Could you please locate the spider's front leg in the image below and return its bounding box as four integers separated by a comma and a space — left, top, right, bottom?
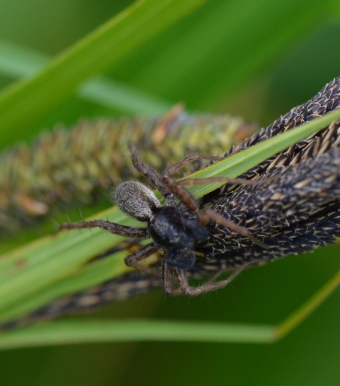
161, 153, 225, 211
161, 173, 266, 248
128, 142, 176, 204
159, 149, 275, 211
60, 218, 160, 273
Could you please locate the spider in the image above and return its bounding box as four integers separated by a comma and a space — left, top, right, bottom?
60, 142, 258, 296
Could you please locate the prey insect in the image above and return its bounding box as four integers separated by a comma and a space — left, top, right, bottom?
60, 143, 260, 296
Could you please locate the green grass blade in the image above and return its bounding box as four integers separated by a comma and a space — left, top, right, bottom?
0, 208, 135, 317
276, 268, 340, 340
0, 39, 171, 115
0, 39, 47, 76
185, 108, 340, 198
0, 0, 206, 145
0, 319, 276, 350
0, 251, 129, 324
79, 76, 171, 114
2, 267, 340, 348
1, 267, 340, 349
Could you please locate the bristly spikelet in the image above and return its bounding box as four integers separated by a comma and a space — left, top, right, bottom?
0, 110, 253, 234
224, 77, 340, 180
195, 147, 340, 270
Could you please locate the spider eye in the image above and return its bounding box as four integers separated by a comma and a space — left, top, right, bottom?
113, 181, 161, 222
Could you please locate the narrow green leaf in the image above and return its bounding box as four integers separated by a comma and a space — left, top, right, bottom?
2, 266, 340, 348
0, 209, 136, 315
0, 251, 129, 323
79, 76, 171, 114
0, 39, 171, 115
0, 0, 206, 144
0, 319, 276, 350
277, 269, 340, 340
185, 108, 340, 198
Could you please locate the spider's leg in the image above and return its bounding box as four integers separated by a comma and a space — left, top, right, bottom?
177, 176, 273, 187
160, 153, 225, 209
162, 153, 225, 177
172, 264, 248, 297
203, 269, 226, 286
128, 142, 175, 203
161, 150, 275, 209
162, 263, 199, 297
124, 243, 159, 270
166, 169, 276, 210
162, 261, 175, 295
162, 173, 267, 247
59, 219, 148, 238
199, 209, 267, 249
163, 174, 267, 247
162, 174, 198, 210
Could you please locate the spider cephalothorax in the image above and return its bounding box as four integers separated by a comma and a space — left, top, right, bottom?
60, 142, 250, 296
114, 180, 209, 270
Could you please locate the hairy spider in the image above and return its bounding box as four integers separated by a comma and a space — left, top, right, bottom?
60, 142, 255, 296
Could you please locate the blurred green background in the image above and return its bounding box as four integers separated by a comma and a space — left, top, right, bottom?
1, 0, 340, 385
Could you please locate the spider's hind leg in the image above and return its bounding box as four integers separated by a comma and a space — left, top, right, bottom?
162, 262, 248, 297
